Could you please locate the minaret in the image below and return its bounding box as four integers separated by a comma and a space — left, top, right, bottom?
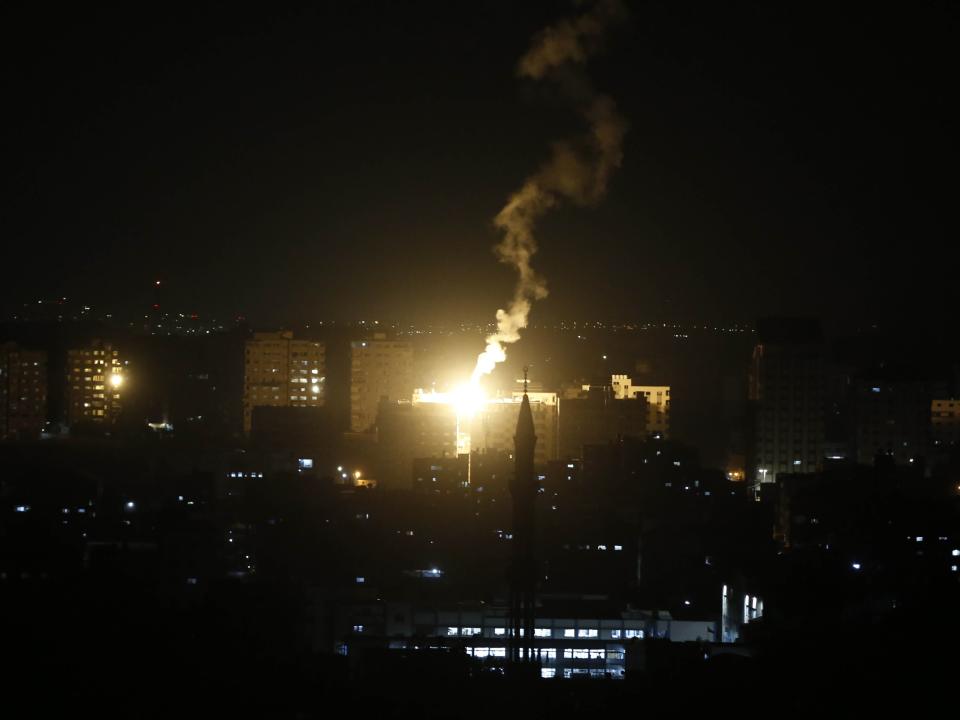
508, 368, 538, 664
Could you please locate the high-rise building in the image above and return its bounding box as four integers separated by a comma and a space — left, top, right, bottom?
66, 340, 126, 426
350, 334, 413, 432
611, 375, 671, 437
243, 331, 325, 435
0, 343, 47, 440
747, 318, 825, 488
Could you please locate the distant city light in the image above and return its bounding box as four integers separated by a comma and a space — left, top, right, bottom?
852, 562, 861, 570
125, 501, 135, 510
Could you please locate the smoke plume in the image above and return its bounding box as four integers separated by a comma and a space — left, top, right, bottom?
472, 0, 628, 384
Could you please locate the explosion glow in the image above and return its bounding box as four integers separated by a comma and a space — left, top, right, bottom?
414, 385, 490, 418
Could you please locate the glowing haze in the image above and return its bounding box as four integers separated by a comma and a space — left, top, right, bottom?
471, 0, 628, 385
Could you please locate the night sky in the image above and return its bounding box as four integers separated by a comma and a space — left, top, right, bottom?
3, 1, 956, 328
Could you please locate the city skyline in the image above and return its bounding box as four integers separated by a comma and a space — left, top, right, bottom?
1, 2, 957, 710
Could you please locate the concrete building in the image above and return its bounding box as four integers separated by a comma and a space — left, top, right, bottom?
747, 318, 825, 488
611, 375, 671, 437
852, 377, 934, 466
350, 334, 413, 433
412, 454, 469, 494
470, 392, 558, 466
376, 400, 458, 487
341, 602, 720, 679
0, 343, 47, 440
66, 340, 126, 426
377, 391, 558, 489
558, 385, 647, 459
243, 331, 325, 435
931, 398, 960, 450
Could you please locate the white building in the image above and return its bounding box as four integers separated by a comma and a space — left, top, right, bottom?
611, 375, 671, 437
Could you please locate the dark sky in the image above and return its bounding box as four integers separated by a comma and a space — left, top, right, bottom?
3, 1, 957, 327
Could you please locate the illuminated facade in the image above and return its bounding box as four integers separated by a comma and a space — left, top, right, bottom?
243, 331, 325, 435
350, 334, 413, 432
611, 375, 671, 437
0, 343, 47, 440
471, 392, 558, 465
342, 604, 721, 678
408, 389, 559, 465
66, 341, 126, 425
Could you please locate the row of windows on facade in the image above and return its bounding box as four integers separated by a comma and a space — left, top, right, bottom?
247, 379, 323, 388
461, 648, 623, 661
433, 627, 644, 639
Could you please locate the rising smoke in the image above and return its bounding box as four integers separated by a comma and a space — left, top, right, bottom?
472, 0, 628, 384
